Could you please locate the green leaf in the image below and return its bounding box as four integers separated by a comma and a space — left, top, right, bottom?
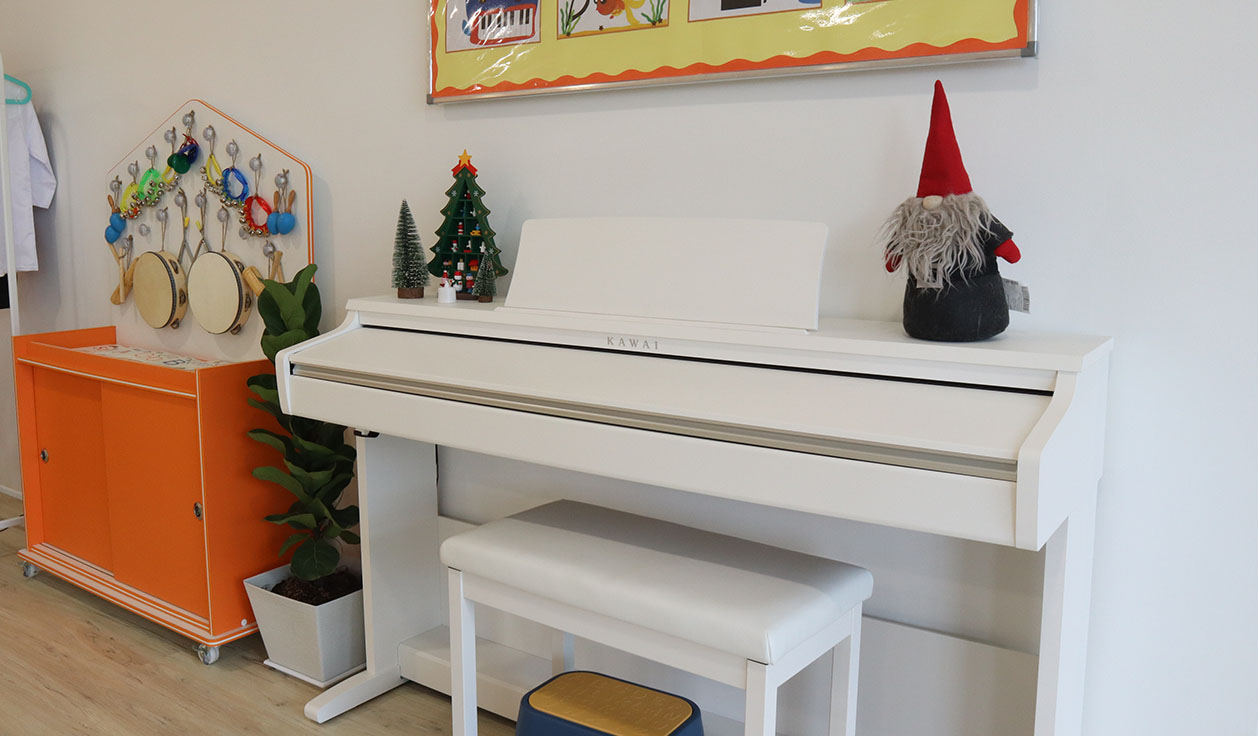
268, 280, 308, 333
264, 512, 317, 530
246, 398, 286, 425
248, 429, 291, 455
247, 383, 280, 405
290, 434, 337, 462
307, 495, 336, 522
284, 461, 334, 494
247, 373, 278, 390
317, 423, 351, 448
290, 263, 317, 310
253, 466, 310, 502
340, 531, 361, 545
302, 286, 322, 335
330, 504, 360, 530
314, 473, 353, 503
278, 533, 307, 557
256, 288, 286, 338
291, 539, 341, 581
261, 328, 312, 364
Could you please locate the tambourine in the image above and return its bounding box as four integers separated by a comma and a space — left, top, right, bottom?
133, 251, 188, 329
187, 250, 263, 335
187, 206, 266, 335
133, 208, 188, 329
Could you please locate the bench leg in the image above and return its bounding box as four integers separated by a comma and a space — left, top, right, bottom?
449, 568, 478, 736
829, 605, 862, 736
744, 660, 777, 736
552, 630, 575, 675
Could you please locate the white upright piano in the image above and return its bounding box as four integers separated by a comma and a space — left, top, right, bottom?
279, 218, 1111, 735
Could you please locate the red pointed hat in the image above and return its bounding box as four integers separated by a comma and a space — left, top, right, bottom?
916, 81, 973, 198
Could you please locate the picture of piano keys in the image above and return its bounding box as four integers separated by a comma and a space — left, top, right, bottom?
688, 0, 819, 22
447, 0, 541, 51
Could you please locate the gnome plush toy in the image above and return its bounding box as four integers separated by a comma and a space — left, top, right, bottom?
880, 81, 1021, 342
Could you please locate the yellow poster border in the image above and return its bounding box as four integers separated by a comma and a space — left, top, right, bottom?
429, 0, 1034, 102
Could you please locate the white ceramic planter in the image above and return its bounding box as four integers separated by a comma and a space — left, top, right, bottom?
243, 565, 366, 688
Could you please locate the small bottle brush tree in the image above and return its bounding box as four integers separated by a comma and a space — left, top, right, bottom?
247, 264, 361, 594
392, 199, 428, 299
472, 247, 497, 302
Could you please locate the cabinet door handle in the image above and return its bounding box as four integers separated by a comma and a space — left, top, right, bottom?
193, 502, 203, 520
39, 449, 49, 463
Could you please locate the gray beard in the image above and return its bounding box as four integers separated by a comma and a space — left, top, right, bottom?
880, 193, 992, 289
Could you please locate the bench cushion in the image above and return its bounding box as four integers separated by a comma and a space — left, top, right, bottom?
441, 501, 872, 664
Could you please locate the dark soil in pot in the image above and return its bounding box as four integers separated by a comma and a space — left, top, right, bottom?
271, 569, 362, 606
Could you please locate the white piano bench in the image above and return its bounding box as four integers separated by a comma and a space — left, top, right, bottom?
440, 500, 874, 736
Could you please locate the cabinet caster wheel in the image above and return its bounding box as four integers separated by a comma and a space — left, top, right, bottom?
196, 644, 220, 665
21, 561, 38, 579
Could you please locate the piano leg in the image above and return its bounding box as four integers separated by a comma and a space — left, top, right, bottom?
1034, 498, 1097, 736
304, 434, 442, 723
305, 669, 408, 723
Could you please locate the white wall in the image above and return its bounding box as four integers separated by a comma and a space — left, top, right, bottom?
1, 0, 1255, 733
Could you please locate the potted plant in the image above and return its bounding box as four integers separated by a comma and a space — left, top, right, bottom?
241, 264, 367, 687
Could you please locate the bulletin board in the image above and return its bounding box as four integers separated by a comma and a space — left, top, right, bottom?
429, 0, 1035, 102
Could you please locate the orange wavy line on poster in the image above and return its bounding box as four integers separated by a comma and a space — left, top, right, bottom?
431, 0, 1027, 98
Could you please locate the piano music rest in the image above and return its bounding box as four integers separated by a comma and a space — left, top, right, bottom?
279, 218, 1111, 735
442, 501, 872, 736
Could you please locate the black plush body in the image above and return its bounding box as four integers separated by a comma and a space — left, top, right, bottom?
901, 217, 1012, 342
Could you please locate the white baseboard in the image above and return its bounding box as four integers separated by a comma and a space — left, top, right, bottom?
0, 484, 22, 500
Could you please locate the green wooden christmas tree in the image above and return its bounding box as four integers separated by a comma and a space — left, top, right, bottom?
428, 151, 507, 300
392, 199, 428, 298
472, 245, 497, 302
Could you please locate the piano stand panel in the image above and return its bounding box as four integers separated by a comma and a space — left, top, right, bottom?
304, 433, 440, 723
1035, 498, 1097, 736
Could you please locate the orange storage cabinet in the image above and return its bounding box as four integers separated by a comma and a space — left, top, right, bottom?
13, 327, 293, 660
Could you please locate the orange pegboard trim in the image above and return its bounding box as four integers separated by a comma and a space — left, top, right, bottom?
431, 0, 1028, 99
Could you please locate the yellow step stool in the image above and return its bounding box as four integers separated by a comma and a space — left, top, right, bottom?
516, 671, 704, 736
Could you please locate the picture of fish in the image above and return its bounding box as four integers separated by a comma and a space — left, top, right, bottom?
559, 0, 666, 36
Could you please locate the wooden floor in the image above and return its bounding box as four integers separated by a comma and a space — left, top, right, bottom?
0, 495, 515, 735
